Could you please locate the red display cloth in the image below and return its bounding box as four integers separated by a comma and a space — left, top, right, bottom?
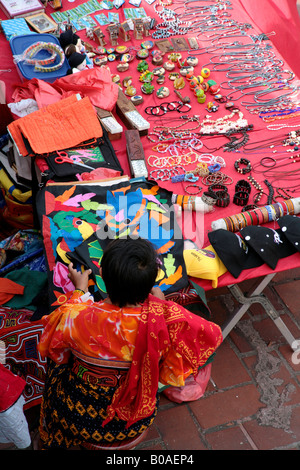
0, 363, 26, 412
238, 0, 300, 80
11, 67, 119, 109
1, 0, 300, 291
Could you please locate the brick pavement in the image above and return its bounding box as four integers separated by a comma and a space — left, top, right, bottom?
135, 269, 300, 451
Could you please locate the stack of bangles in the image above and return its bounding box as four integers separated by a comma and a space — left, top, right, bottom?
222, 199, 295, 232
208, 183, 230, 207
20, 42, 65, 72
150, 160, 224, 183
202, 171, 233, 186
233, 179, 251, 206
147, 152, 199, 168
148, 153, 226, 169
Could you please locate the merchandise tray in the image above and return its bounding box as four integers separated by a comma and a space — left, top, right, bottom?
10, 33, 69, 82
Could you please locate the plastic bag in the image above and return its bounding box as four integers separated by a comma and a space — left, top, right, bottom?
162, 363, 212, 403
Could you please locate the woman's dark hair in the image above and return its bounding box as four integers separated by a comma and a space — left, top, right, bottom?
100, 237, 159, 308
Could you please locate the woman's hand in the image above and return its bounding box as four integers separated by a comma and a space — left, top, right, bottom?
151, 286, 165, 300
68, 263, 92, 293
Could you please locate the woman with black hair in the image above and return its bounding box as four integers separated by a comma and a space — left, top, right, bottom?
38, 237, 222, 450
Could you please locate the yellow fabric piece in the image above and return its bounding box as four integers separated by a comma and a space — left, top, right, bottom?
183, 245, 227, 288
0, 167, 32, 203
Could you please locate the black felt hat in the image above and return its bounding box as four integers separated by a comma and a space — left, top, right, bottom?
277, 215, 300, 252
208, 229, 263, 278
240, 225, 296, 270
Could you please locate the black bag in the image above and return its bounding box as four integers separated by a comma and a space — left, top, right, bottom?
45, 125, 123, 180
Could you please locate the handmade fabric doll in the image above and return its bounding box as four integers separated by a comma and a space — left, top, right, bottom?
67, 52, 88, 74
59, 30, 93, 59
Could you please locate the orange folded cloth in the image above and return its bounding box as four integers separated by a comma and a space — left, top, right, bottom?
7, 95, 103, 156
0, 278, 24, 304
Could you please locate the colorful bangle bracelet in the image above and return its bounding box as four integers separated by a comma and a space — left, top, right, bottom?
22, 41, 65, 73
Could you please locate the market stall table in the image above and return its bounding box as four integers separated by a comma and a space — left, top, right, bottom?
1, 0, 300, 351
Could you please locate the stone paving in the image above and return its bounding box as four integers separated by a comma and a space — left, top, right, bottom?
136, 268, 300, 451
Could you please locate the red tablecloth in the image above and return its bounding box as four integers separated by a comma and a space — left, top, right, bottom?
238, 0, 300, 80
1, 0, 300, 291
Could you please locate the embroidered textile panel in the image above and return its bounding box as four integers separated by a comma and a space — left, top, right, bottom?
0, 306, 46, 409
36, 179, 188, 312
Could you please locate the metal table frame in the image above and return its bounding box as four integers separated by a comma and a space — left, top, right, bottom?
221, 273, 299, 351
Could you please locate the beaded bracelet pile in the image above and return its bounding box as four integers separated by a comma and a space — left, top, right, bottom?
148, 151, 200, 168
217, 199, 296, 232
20, 42, 65, 72
148, 151, 226, 170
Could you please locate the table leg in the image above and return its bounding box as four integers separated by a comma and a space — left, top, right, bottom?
221, 274, 299, 350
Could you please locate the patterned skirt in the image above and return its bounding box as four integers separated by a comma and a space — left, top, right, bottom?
39, 358, 158, 450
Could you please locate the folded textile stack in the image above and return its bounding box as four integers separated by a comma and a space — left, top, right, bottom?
7, 94, 103, 156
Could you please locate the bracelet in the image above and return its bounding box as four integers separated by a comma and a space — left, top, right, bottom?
253, 191, 270, 206
194, 162, 209, 176
233, 190, 249, 206
215, 190, 230, 207
171, 174, 185, 183
184, 183, 202, 195
241, 204, 258, 212
177, 102, 192, 113
234, 158, 252, 174
235, 179, 251, 194
75, 289, 86, 295
208, 162, 221, 173
201, 191, 217, 206
208, 183, 228, 194
21, 41, 65, 73
264, 179, 274, 205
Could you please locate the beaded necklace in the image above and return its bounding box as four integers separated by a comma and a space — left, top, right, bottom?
200, 110, 249, 135
147, 117, 201, 143
242, 130, 300, 154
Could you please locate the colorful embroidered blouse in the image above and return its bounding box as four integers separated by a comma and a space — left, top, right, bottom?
39, 291, 194, 387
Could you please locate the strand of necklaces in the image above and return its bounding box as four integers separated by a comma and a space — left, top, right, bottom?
242, 129, 300, 155
251, 150, 300, 195
147, 116, 201, 143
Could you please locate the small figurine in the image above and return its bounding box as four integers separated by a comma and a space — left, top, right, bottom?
119, 21, 131, 42
142, 17, 151, 36
133, 18, 144, 40
93, 27, 106, 47
107, 24, 119, 46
